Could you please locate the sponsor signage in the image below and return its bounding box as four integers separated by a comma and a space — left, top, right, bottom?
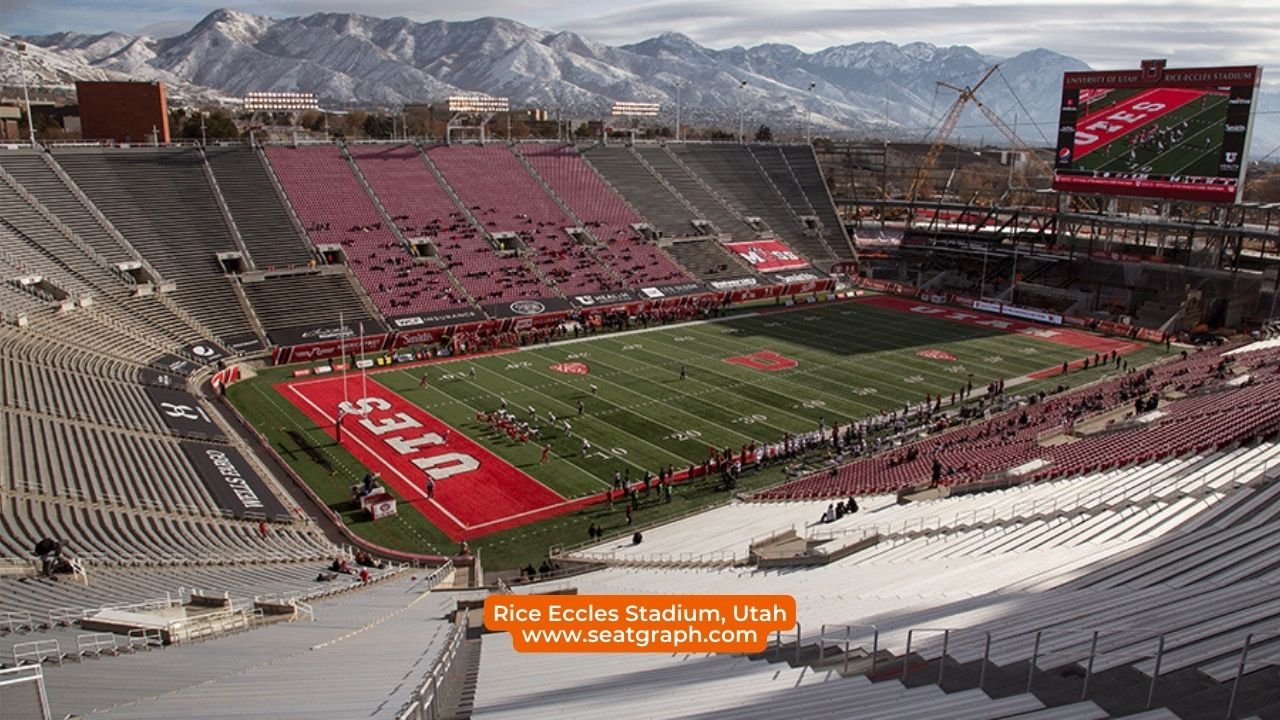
638, 282, 704, 299
180, 442, 289, 519
969, 300, 1063, 326
780, 279, 832, 297
724, 239, 810, 272
570, 290, 638, 308
275, 334, 389, 365
767, 271, 823, 284
708, 277, 760, 291
482, 296, 572, 319
388, 307, 485, 329
224, 334, 262, 353
144, 386, 227, 440
269, 321, 380, 348
183, 341, 227, 363
1052, 62, 1262, 203
727, 285, 784, 304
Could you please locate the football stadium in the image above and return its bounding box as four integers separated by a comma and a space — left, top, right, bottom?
4, 51, 1280, 720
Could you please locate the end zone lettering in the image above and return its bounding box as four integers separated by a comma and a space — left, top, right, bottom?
338, 396, 479, 481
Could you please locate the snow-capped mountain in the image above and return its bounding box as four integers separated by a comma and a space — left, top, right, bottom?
11, 9, 1278, 151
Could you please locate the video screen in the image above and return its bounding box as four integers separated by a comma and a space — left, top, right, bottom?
1052, 61, 1262, 203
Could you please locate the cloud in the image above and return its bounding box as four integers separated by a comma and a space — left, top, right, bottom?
3, 0, 1276, 78
560, 0, 1278, 70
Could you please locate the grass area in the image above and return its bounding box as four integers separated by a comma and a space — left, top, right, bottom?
228, 297, 1164, 570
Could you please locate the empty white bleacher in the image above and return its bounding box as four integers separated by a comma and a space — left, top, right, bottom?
472, 631, 1044, 720
536, 441, 1280, 714
38, 571, 465, 719
565, 444, 1274, 567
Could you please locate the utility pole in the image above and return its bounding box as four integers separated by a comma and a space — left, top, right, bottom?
675, 81, 682, 142
805, 81, 816, 145
737, 80, 748, 144
14, 42, 37, 147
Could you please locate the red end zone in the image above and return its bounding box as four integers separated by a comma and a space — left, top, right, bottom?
279, 374, 596, 541
1072, 87, 1203, 160
857, 295, 1141, 358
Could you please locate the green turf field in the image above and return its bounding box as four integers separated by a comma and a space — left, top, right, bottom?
229, 297, 1165, 569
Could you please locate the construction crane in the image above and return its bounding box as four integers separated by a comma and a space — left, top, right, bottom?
906, 65, 1056, 202
906, 65, 999, 203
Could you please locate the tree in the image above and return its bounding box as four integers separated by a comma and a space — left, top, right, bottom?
340, 111, 367, 138
405, 106, 434, 138
363, 113, 394, 138
202, 110, 239, 139
175, 109, 239, 141
300, 110, 326, 132
754, 125, 773, 142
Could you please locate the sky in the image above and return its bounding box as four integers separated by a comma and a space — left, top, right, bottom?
3, 0, 1277, 75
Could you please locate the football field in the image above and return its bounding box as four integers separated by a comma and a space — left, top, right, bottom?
275, 295, 1141, 541
1072, 87, 1228, 178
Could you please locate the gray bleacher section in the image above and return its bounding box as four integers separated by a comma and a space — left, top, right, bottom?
780, 145, 854, 261
1, 351, 167, 434
240, 272, 381, 345
749, 144, 850, 267
0, 150, 137, 268
669, 144, 819, 261
49, 147, 261, 349
0, 318, 327, 569
578, 146, 700, 237
632, 146, 755, 238
2, 412, 216, 513
0, 151, 208, 349
0, 492, 331, 567
663, 239, 761, 282
38, 573, 468, 720
202, 146, 316, 269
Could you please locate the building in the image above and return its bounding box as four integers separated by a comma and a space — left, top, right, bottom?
0, 105, 20, 141
75, 81, 170, 143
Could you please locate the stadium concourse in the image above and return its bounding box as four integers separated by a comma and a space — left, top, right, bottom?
2, 136, 1280, 720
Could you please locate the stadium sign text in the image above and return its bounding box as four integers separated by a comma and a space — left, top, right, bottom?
338, 396, 480, 482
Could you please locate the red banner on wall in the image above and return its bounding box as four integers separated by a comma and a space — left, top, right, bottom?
724, 239, 810, 272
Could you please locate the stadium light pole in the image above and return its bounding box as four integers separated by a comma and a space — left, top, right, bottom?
737, 80, 748, 145
13, 41, 37, 148
805, 81, 816, 145
675, 81, 682, 142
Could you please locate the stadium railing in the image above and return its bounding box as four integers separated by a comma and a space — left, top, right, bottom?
396, 563, 465, 720
0, 664, 52, 720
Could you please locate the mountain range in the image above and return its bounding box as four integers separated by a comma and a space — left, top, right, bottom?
6, 9, 1277, 152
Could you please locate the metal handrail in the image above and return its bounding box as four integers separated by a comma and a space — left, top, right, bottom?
1028, 627, 1166, 708
903, 627, 991, 690
818, 623, 880, 675
1225, 629, 1280, 719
